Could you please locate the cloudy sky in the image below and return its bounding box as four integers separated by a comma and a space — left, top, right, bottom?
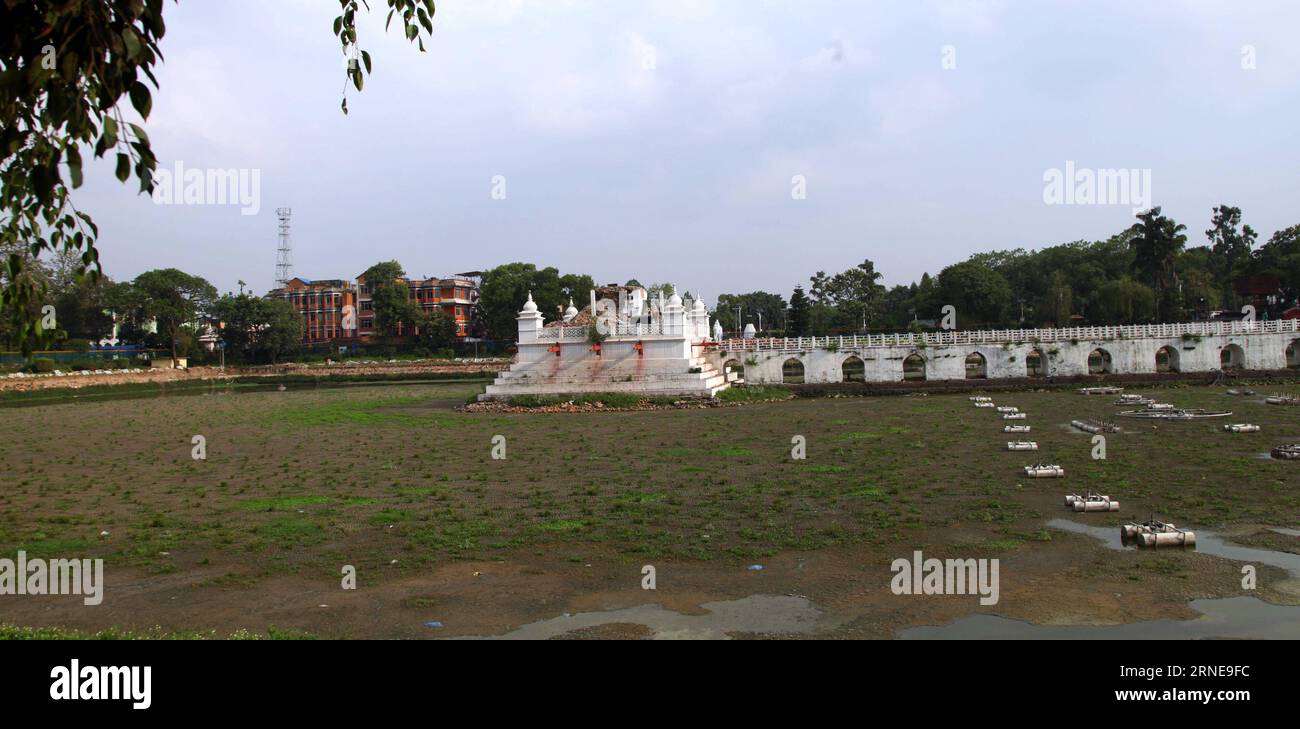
74, 0, 1300, 302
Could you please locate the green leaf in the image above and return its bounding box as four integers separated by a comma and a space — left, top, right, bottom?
115, 153, 130, 182
123, 28, 143, 59
129, 82, 153, 119
128, 123, 150, 146
66, 146, 83, 188
361, 50, 372, 74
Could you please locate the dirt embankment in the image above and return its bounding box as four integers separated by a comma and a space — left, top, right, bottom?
0, 360, 509, 393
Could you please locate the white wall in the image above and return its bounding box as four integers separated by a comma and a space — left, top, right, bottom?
718, 332, 1300, 384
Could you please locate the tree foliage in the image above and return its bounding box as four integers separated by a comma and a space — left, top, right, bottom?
477, 263, 594, 341
0, 0, 437, 354
126, 268, 216, 365
787, 284, 810, 336
1129, 207, 1188, 320
212, 293, 302, 363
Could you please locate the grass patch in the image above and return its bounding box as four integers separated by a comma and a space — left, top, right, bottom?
0, 624, 316, 640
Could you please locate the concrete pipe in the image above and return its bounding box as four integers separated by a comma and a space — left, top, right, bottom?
1003, 412, 1027, 420
1023, 465, 1064, 478
996, 406, 1019, 413
1139, 530, 1196, 548
1073, 499, 1119, 512
974, 402, 995, 408
1004, 425, 1031, 433
1006, 441, 1038, 451
1223, 424, 1261, 433
1067, 493, 1112, 506
970, 396, 992, 402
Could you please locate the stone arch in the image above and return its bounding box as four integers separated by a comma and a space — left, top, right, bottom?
1220, 344, 1245, 370
1287, 340, 1300, 369
964, 351, 987, 379
1087, 348, 1113, 375
781, 357, 805, 384
723, 358, 743, 378
841, 355, 865, 383
1026, 348, 1046, 377
1155, 345, 1180, 373
903, 352, 927, 381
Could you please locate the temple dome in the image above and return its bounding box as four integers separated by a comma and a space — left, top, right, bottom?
521, 293, 538, 313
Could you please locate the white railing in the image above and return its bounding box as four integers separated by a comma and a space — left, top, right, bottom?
535, 325, 589, 341
719, 319, 1300, 352
536, 320, 667, 340
615, 320, 663, 337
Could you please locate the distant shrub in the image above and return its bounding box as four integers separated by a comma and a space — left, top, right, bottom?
717, 385, 791, 403
60, 338, 92, 352
506, 392, 649, 409
25, 358, 57, 373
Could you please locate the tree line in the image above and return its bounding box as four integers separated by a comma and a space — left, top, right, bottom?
0, 245, 304, 364
720, 205, 1300, 336
470, 205, 1300, 341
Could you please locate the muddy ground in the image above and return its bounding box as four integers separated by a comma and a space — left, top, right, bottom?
0, 382, 1296, 638
0, 360, 506, 393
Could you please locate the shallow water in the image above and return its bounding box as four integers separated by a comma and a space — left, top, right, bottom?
460, 594, 821, 640
899, 597, 1300, 639
1047, 518, 1300, 577
972, 518, 1300, 640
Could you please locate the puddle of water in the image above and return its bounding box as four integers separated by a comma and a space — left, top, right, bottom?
1047, 518, 1125, 550
1047, 519, 1300, 577
456, 594, 821, 640
899, 597, 1300, 640
1195, 532, 1300, 577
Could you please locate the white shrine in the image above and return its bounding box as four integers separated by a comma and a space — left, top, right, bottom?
481, 284, 734, 400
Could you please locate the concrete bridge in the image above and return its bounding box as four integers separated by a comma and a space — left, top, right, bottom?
709, 319, 1300, 385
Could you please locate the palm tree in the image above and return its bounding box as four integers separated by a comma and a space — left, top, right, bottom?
1129, 207, 1187, 321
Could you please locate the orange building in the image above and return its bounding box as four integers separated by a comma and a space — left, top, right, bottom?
268, 278, 357, 344
356, 272, 478, 339
270, 272, 479, 346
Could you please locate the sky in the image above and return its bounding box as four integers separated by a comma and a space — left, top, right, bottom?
73, 0, 1300, 303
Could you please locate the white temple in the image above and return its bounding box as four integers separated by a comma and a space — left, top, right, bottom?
481, 284, 735, 400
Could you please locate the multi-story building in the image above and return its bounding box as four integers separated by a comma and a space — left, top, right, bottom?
270, 272, 479, 346
356, 272, 478, 339
268, 278, 358, 344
